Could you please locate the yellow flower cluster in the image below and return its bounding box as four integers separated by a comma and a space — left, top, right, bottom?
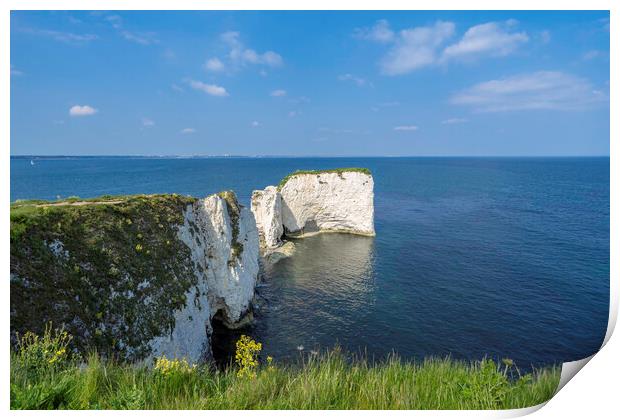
235, 335, 262, 379
48, 348, 66, 365
17, 326, 73, 372
154, 355, 196, 376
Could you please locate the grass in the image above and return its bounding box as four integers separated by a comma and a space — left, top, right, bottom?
216, 191, 244, 264
11, 194, 138, 208
10, 328, 560, 410
277, 168, 372, 190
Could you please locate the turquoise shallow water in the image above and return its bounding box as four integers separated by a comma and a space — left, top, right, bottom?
11, 156, 609, 368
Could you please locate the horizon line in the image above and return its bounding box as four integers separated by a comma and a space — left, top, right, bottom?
9, 154, 611, 159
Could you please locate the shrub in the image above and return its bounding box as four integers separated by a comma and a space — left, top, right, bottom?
14, 323, 75, 376
235, 335, 262, 379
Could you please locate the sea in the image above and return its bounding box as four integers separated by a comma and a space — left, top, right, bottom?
10, 156, 610, 369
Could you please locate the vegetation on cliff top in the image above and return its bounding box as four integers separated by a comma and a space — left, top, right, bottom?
277, 168, 372, 190
216, 191, 244, 264
10, 194, 199, 361
10, 328, 560, 410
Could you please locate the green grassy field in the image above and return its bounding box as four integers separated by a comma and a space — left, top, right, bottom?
10, 328, 560, 410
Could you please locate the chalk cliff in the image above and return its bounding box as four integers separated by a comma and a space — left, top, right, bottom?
279, 170, 375, 236
10, 192, 259, 364
149, 192, 259, 362
251, 169, 375, 244
251, 186, 283, 248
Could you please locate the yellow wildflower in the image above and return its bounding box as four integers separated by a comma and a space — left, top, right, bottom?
154, 355, 196, 377
235, 335, 262, 379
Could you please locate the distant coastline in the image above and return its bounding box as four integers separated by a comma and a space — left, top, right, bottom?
10, 155, 612, 160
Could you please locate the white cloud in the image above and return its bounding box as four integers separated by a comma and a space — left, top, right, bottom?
105, 15, 122, 29
221, 31, 242, 47
142, 118, 155, 127
204, 57, 225, 72
69, 105, 97, 117
244, 50, 282, 66
582, 50, 606, 60
10, 65, 23, 76
187, 79, 229, 97
99, 13, 158, 46
380, 21, 455, 75
251, 121, 260, 127
221, 31, 283, 68
288, 111, 300, 117
120, 30, 158, 45
23, 27, 98, 44
319, 127, 354, 134
338, 73, 370, 87
394, 125, 419, 131
271, 89, 287, 97
171, 84, 184, 92
358, 19, 528, 75
599, 17, 610, 32
450, 71, 608, 112
441, 117, 468, 125
180, 128, 196, 134
441, 21, 528, 62
67, 15, 83, 25
353, 19, 395, 43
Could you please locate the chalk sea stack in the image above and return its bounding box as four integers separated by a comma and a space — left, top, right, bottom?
252, 168, 375, 245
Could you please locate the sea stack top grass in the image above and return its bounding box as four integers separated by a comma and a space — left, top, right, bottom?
277, 168, 372, 190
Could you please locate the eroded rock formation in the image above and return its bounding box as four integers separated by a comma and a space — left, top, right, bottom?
251, 169, 375, 250
251, 186, 283, 248
279, 170, 375, 237
149, 192, 259, 362
10, 192, 259, 364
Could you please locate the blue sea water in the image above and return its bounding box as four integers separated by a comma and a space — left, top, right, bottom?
10, 156, 609, 368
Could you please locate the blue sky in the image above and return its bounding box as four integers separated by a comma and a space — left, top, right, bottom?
10, 10, 610, 156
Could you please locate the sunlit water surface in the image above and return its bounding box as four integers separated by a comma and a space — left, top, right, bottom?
11, 157, 609, 368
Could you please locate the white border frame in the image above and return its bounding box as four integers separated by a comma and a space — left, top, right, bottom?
2, 1, 616, 418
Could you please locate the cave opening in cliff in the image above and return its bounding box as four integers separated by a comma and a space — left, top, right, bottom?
210, 310, 251, 368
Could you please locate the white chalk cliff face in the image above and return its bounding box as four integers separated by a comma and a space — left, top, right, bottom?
251, 170, 374, 256
251, 186, 283, 248
149, 193, 259, 363
279, 171, 375, 236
